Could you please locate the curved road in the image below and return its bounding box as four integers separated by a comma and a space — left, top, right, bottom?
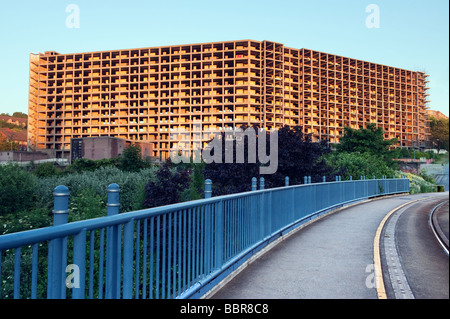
384, 197, 449, 298
434, 201, 449, 248
210, 192, 449, 299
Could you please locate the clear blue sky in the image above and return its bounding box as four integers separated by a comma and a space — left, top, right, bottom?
0, 0, 448, 116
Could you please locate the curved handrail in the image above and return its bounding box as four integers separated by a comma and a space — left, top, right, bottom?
0, 178, 409, 299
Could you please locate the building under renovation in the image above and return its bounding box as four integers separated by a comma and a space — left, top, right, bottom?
27, 40, 430, 159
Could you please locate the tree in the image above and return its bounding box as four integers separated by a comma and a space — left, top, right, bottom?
202, 128, 260, 196
181, 162, 205, 201
143, 159, 191, 208
0, 136, 20, 151
119, 143, 144, 172
429, 116, 449, 152
12, 112, 28, 119
324, 151, 395, 180
266, 125, 334, 186
0, 128, 21, 151
337, 123, 398, 167
32, 162, 61, 177
337, 123, 398, 155
203, 125, 335, 195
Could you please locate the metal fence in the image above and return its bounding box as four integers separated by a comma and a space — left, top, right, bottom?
0, 176, 409, 299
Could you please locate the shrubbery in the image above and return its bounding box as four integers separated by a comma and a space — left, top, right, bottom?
35, 166, 158, 215
0, 126, 442, 236
203, 125, 335, 195
0, 153, 196, 235
69, 187, 106, 222
32, 162, 61, 178
0, 163, 38, 216
399, 171, 438, 194
324, 151, 395, 180
1, 207, 52, 234
1, 129, 442, 299
143, 160, 191, 208
0, 144, 163, 235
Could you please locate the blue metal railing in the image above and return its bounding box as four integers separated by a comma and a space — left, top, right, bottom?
0, 176, 409, 299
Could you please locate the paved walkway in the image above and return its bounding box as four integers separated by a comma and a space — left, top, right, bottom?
210, 193, 444, 299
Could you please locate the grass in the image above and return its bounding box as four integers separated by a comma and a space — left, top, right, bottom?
434, 152, 449, 165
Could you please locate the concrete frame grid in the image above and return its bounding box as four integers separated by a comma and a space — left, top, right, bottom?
27, 40, 430, 159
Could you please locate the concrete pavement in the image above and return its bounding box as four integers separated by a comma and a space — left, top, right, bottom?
210, 192, 448, 299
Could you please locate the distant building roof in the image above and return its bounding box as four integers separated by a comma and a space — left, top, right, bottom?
0, 116, 28, 127
0, 128, 27, 142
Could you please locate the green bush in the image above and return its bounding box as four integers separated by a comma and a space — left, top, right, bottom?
0, 206, 52, 235
390, 148, 433, 160
118, 144, 145, 172
0, 241, 49, 298
0, 164, 38, 216
35, 166, 158, 215
65, 157, 119, 173
143, 160, 191, 208
337, 123, 398, 166
32, 162, 61, 177
181, 163, 205, 201
324, 151, 395, 180
69, 187, 106, 221
398, 172, 438, 194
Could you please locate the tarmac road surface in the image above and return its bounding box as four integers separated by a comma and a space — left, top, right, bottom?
210, 192, 449, 299
386, 197, 449, 298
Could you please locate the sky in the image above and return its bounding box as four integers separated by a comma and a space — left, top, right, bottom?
0, 0, 448, 116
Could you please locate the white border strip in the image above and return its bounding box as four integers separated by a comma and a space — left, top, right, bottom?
429, 200, 449, 256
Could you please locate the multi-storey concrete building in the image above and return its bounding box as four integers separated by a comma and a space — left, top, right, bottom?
28, 40, 430, 159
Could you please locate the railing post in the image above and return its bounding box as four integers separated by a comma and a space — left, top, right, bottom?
122, 218, 134, 299
107, 183, 120, 216
106, 183, 120, 299
205, 179, 212, 199
308, 176, 311, 184
304, 176, 308, 184
52, 185, 69, 226
336, 176, 339, 182
285, 176, 289, 187
322, 176, 326, 183
252, 177, 257, 191
214, 199, 224, 269
260, 177, 265, 190
47, 185, 69, 299
349, 176, 352, 181
72, 229, 86, 299
364, 175, 368, 196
